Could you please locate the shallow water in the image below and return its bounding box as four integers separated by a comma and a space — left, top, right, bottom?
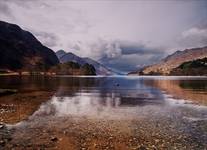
0, 76, 207, 149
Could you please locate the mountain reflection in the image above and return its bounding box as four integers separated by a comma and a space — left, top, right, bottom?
32, 88, 164, 119
144, 79, 207, 105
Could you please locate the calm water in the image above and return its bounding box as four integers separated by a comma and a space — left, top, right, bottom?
0, 76, 207, 149
0, 75, 207, 122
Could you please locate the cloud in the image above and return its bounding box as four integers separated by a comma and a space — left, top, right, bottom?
32, 31, 59, 47
67, 39, 122, 60
118, 41, 164, 55
0, 0, 206, 72
98, 40, 165, 72
0, 0, 13, 17
178, 27, 207, 48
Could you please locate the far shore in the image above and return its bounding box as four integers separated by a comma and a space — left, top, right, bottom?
1, 71, 207, 77
0, 71, 56, 76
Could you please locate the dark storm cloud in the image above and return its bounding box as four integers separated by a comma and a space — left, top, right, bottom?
100, 52, 165, 73
118, 41, 164, 55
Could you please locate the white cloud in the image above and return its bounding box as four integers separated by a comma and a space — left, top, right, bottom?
65, 39, 122, 60
178, 27, 207, 49
182, 28, 207, 38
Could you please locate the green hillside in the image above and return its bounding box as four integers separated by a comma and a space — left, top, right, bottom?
170, 57, 207, 76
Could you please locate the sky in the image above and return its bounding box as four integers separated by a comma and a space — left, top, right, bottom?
0, 0, 207, 73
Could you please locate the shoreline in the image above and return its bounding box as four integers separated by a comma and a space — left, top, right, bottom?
1, 73, 207, 78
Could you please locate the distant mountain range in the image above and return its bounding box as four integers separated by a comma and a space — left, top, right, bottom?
0, 21, 59, 71
56, 50, 115, 75
1, 20, 206, 76
128, 46, 207, 75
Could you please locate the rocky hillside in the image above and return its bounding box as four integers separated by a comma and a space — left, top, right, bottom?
170, 57, 207, 76
0, 21, 59, 71
133, 46, 207, 75
56, 50, 115, 75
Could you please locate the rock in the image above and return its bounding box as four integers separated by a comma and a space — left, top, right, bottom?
0, 140, 5, 146
0, 123, 5, 129
0, 125, 4, 129
51, 137, 58, 142
138, 145, 147, 150
0, 89, 17, 96
63, 131, 68, 135
155, 139, 160, 143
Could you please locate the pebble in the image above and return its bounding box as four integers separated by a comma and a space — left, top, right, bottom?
0, 140, 5, 146
154, 139, 159, 143
50, 137, 58, 142
63, 131, 67, 134
0, 124, 4, 129
129, 139, 133, 142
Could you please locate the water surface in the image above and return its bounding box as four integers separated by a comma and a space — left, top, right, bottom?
0, 76, 207, 149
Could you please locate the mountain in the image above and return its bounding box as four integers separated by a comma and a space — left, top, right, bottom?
129, 46, 207, 75
57, 51, 86, 65
170, 57, 207, 76
56, 50, 115, 75
50, 61, 96, 75
0, 21, 59, 71
82, 58, 115, 75
56, 50, 66, 59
